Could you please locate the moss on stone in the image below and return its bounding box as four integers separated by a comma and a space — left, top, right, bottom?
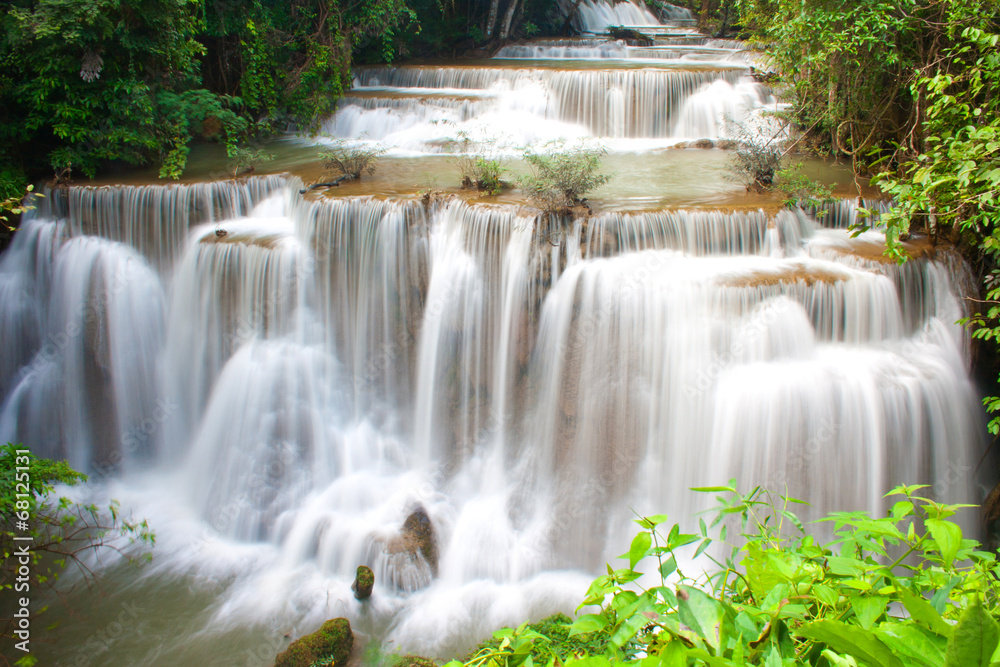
353, 564, 374, 600
274, 617, 353, 667
394, 655, 438, 667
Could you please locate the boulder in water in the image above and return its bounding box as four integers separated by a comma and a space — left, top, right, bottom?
386, 505, 438, 576
352, 565, 374, 600
274, 618, 353, 667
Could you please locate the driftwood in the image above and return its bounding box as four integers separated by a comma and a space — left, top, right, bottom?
299, 174, 352, 194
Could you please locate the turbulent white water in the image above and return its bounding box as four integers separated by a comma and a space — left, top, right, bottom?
0, 178, 984, 662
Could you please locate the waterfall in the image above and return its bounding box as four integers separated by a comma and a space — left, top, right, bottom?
0, 178, 984, 660
337, 66, 755, 146
328, 9, 771, 153
1, 221, 165, 472
572, 0, 664, 33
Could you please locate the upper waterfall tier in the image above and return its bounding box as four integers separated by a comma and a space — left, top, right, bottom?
329, 64, 770, 148
567, 0, 694, 34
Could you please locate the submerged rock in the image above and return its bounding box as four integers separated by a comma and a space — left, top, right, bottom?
274, 618, 353, 667
352, 564, 374, 600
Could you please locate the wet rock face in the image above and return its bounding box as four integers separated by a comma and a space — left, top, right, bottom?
352, 564, 374, 600
387, 505, 439, 576
274, 618, 353, 667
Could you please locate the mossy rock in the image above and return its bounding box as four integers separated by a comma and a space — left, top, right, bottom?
352, 565, 374, 600
274, 618, 353, 667
394, 655, 438, 667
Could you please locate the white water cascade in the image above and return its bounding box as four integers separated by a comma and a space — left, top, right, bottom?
323, 13, 776, 154
0, 10, 987, 666
0, 177, 985, 662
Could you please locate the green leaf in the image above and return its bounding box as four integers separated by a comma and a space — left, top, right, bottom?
677, 585, 725, 650
931, 577, 963, 614
565, 657, 612, 667
659, 640, 689, 667
795, 619, 904, 667
945, 599, 999, 667
694, 538, 712, 559
821, 650, 859, 667
690, 485, 737, 493
626, 531, 652, 569
898, 588, 954, 637
925, 519, 962, 567
568, 614, 608, 636
875, 623, 947, 667
851, 597, 888, 630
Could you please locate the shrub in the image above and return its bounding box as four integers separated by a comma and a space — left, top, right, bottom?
725, 116, 784, 193
228, 145, 275, 179
776, 162, 836, 208
519, 142, 612, 212
451, 131, 512, 195
319, 139, 387, 180
446, 483, 1000, 667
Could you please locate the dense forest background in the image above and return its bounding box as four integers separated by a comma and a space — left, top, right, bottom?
0, 0, 586, 194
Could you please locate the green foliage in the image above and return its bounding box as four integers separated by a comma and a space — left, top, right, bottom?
346, 0, 421, 63
0, 184, 43, 233
459, 614, 609, 667
450, 484, 1000, 667
1, 444, 154, 646
1, 0, 208, 178
734, 0, 999, 166
319, 139, 388, 179
0, 0, 558, 184
775, 162, 835, 209
725, 118, 783, 193
519, 142, 612, 212
871, 26, 1000, 430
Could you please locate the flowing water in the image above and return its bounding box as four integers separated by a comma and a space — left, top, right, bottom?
0, 5, 987, 665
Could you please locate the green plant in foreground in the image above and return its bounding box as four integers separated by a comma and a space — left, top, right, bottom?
454, 483, 1000, 667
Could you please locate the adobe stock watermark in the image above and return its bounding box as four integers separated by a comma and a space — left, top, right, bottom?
9, 448, 33, 656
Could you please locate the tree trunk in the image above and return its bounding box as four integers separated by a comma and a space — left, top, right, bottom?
486, 0, 501, 38
499, 0, 520, 40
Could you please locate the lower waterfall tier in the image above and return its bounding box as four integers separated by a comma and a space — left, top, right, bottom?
0, 180, 985, 662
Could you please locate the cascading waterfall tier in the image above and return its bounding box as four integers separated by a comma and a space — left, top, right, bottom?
0, 177, 985, 662
323, 22, 774, 152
